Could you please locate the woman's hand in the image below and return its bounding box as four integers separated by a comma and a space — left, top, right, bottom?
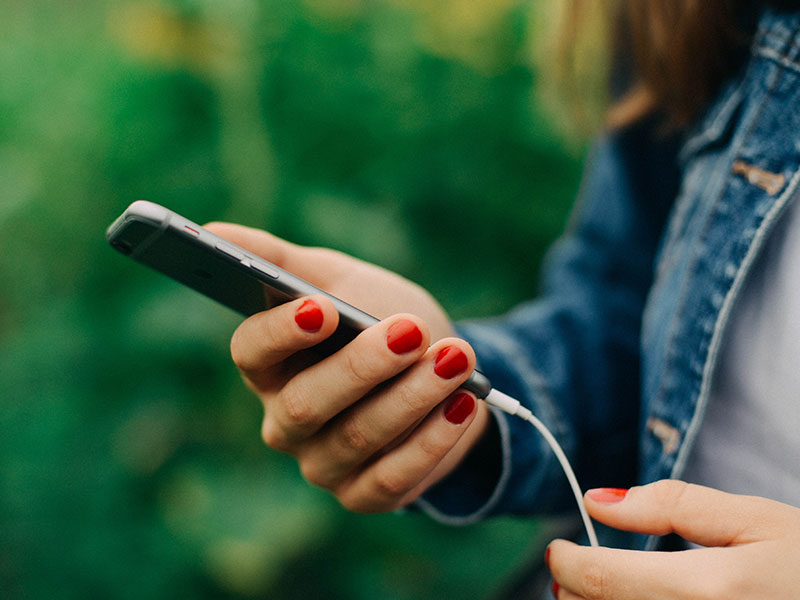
547, 479, 800, 599
205, 222, 490, 512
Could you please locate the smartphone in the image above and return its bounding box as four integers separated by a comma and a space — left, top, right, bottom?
106, 200, 492, 397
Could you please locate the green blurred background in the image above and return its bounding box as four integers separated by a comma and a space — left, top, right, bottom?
0, 1, 587, 598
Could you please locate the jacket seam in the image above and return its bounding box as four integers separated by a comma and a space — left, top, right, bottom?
646, 32, 785, 438
755, 46, 800, 75
671, 167, 800, 481
642, 36, 794, 553
642, 168, 800, 553
667, 23, 798, 483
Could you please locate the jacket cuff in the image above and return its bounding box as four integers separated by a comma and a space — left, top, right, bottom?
412, 405, 512, 525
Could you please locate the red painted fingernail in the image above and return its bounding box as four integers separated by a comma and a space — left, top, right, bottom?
545, 545, 551, 569
434, 346, 469, 379
586, 488, 629, 503
386, 320, 423, 354
443, 392, 474, 425
295, 299, 324, 332
551, 581, 559, 598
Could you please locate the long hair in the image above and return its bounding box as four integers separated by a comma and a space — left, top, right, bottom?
613, 0, 756, 128
544, 0, 762, 132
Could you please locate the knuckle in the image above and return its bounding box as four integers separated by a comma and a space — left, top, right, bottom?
343, 350, 382, 389
230, 315, 284, 372
337, 417, 372, 455
337, 492, 371, 514
652, 478, 690, 503
298, 458, 332, 490
643, 479, 695, 536
279, 384, 318, 430
580, 560, 606, 600
335, 482, 384, 514
416, 432, 450, 464
261, 418, 290, 452
372, 466, 412, 500
393, 383, 431, 415
670, 480, 693, 508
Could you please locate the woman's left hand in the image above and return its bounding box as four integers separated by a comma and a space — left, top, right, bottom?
547, 479, 800, 599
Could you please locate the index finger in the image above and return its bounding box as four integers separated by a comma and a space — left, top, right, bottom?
584, 480, 792, 547
230, 295, 340, 384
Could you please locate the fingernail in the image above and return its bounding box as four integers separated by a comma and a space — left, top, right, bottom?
386, 320, 423, 354
295, 299, 324, 332
551, 581, 559, 598
544, 545, 551, 569
443, 392, 474, 425
586, 488, 629, 503
434, 346, 469, 379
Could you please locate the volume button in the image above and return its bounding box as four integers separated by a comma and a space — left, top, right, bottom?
251, 261, 279, 279
215, 242, 245, 261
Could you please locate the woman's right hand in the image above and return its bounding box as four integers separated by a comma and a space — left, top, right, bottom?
205, 222, 491, 513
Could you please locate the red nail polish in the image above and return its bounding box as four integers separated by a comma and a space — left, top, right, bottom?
443, 392, 474, 425
545, 545, 551, 569
386, 320, 423, 354
434, 346, 469, 379
586, 488, 629, 503
295, 299, 323, 332
551, 581, 559, 598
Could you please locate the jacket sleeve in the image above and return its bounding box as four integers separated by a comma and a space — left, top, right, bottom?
414, 118, 680, 523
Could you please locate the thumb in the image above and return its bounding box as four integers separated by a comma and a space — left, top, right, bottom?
584, 480, 787, 547
205, 222, 340, 286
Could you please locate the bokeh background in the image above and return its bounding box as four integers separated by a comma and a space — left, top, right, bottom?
0, 1, 589, 598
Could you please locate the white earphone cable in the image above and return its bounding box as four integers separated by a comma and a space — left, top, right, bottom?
484, 388, 599, 547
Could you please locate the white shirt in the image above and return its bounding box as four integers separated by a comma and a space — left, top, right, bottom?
683, 194, 800, 506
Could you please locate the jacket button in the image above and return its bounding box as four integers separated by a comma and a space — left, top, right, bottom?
646, 417, 681, 455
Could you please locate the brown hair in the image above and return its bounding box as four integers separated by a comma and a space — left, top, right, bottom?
612, 0, 755, 128
544, 0, 759, 132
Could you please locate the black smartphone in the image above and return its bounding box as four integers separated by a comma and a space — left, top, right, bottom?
106, 200, 492, 396
106, 200, 379, 351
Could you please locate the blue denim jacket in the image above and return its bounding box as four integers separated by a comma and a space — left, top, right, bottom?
416, 8, 800, 551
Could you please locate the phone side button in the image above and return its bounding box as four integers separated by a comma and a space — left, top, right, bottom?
215, 242, 245, 261
251, 261, 279, 279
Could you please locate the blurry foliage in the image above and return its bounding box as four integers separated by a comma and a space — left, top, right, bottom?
0, 0, 586, 598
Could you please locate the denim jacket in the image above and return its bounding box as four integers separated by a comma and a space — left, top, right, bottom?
416, 8, 800, 551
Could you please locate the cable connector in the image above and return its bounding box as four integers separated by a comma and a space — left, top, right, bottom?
484, 388, 532, 420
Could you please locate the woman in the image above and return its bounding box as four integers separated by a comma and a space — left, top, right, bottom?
208, 1, 800, 597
